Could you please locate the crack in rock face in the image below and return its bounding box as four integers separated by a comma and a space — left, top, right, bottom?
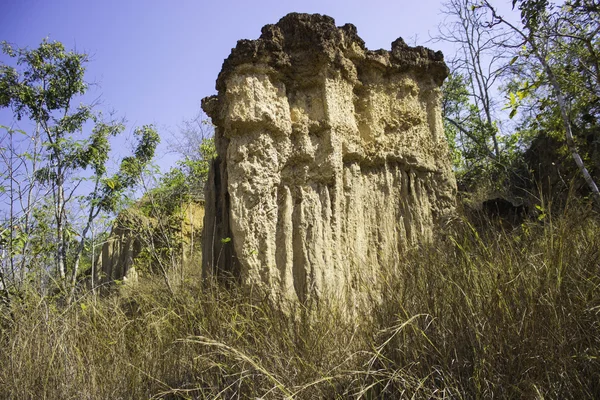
202, 12, 457, 309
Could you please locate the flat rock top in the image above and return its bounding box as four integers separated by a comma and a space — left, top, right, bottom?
214, 12, 448, 91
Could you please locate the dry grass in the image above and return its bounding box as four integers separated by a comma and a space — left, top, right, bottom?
1, 204, 599, 399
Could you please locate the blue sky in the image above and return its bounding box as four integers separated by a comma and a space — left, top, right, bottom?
0, 0, 508, 171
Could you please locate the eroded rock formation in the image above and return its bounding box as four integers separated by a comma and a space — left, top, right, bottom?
97, 201, 204, 285
202, 13, 456, 305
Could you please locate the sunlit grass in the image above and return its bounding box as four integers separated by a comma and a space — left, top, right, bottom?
1, 203, 599, 399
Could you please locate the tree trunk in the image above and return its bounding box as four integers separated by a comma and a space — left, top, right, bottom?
56, 171, 66, 283
544, 64, 600, 207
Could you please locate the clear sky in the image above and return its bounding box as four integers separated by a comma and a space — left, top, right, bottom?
0, 0, 508, 171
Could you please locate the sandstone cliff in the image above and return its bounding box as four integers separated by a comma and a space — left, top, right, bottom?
202, 13, 456, 305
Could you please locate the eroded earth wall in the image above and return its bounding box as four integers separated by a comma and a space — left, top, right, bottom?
202, 13, 456, 305
98, 201, 204, 285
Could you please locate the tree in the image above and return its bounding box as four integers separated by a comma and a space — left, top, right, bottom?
168, 111, 216, 198
0, 39, 159, 303
436, 0, 523, 192
0, 124, 45, 296
442, 72, 494, 170
131, 112, 217, 287
482, 0, 600, 207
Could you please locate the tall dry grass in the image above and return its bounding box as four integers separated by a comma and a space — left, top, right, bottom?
0, 204, 599, 399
